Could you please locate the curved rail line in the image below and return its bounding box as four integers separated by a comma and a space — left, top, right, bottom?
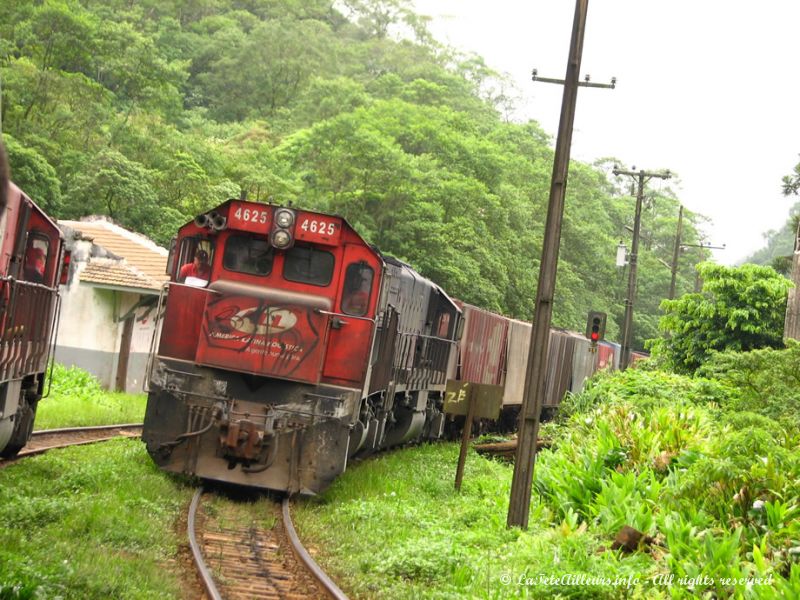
0, 424, 143, 466
188, 486, 349, 600
281, 497, 349, 600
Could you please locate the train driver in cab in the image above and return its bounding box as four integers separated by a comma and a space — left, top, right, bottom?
179, 249, 211, 287
23, 245, 46, 284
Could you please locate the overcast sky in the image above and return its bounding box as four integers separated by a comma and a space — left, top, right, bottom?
413, 0, 800, 264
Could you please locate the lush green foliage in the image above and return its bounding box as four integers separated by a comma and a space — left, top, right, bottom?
0, 0, 709, 345
648, 263, 792, 373
0, 440, 191, 599
36, 363, 146, 429
294, 443, 653, 599
696, 340, 800, 424
294, 357, 800, 598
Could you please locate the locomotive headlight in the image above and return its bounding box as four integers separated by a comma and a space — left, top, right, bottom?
275, 209, 294, 228
272, 229, 292, 248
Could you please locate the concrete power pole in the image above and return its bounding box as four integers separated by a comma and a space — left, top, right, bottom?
507, 0, 615, 530
613, 167, 671, 370
785, 220, 800, 340
668, 205, 684, 300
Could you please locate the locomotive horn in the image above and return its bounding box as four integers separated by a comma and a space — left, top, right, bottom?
209, 212, 227, 231
194, 213, 210, 228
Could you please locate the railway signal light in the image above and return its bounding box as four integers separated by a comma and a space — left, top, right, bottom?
586, 311, 606, 343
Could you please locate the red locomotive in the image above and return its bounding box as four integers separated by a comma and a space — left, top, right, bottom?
143, 199, 618, 494
0, 141, 68, 458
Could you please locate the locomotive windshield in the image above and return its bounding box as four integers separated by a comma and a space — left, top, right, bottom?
223, 234, 273, 276
341, 262, 374, 316
283, 245, 334, 286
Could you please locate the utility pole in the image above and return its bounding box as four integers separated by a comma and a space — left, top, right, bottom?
679, 241, 725, 294
508, 0, 614, 530
785, 220, 800, 340
613, 167, 671, 370
668, 205, 683, 300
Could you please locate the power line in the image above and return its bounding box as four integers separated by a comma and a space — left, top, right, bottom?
613, 166, 671, 370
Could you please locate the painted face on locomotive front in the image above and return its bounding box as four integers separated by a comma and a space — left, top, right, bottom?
160, 200, 383, 388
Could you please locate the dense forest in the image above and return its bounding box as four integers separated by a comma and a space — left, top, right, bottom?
746, 199, 800, 275
0, 0, 714, 348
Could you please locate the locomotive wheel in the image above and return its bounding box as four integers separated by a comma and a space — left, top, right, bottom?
0, 395, 37, 459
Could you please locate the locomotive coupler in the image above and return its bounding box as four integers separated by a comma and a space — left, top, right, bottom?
217, 405, 278, 467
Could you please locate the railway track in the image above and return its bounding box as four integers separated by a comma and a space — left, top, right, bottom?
0, 423, 143, 466
188, 486, 348, 600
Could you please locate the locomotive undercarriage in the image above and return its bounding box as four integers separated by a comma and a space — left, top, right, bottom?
351, 386, 448, 460
143, 358, 360, 495
0, 375, 43, 458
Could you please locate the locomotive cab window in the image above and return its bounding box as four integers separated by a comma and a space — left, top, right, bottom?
435, 312, 451, 338
283, 245, 334, 286
177, 237, 214, 287
23, 233, 49, 284
223, 234, 273, 276
341, 262, 374, 316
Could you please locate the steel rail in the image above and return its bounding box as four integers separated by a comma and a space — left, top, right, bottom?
282, 497, 349, 600
1, 424, 143, 466
187, 487, 224, 600
31, 423, 143, 436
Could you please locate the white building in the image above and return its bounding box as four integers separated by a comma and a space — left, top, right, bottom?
56, 218, 168, 393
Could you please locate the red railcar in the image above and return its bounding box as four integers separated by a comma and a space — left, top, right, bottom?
143, 199, 638, 494
456, 302, 508, 386
0, 144, 67, 457
143, 200, 461, 494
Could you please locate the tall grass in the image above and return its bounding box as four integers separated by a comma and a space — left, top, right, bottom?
292, 351, 800, 599
35, 364, 146, 429
0, 440, 192, 599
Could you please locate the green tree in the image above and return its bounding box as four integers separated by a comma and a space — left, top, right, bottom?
3, 134, 63, 213
65, 148, 184, 244
648, 262, 793, 373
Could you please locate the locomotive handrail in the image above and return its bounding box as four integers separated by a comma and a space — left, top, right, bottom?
0, 275, 60, 293
0, 278, 59, 384
143, 282, 171, 393
168, 280, 223, 294
42, 289, 62, 399
391, 330, 457, 390
313, 308, 376, 323
209, 279, 332, 311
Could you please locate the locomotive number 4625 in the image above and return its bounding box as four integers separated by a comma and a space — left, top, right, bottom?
299, 218, 336, 236
233, 206, 269, 224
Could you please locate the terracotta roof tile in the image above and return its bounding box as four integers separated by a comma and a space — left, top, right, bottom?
59, 218, 169, 292
79, 258, 160, 291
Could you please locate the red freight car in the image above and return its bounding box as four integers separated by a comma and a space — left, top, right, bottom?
456, 302, 508, 386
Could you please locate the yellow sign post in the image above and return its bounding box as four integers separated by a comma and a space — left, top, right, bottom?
444, 380, 503, 491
